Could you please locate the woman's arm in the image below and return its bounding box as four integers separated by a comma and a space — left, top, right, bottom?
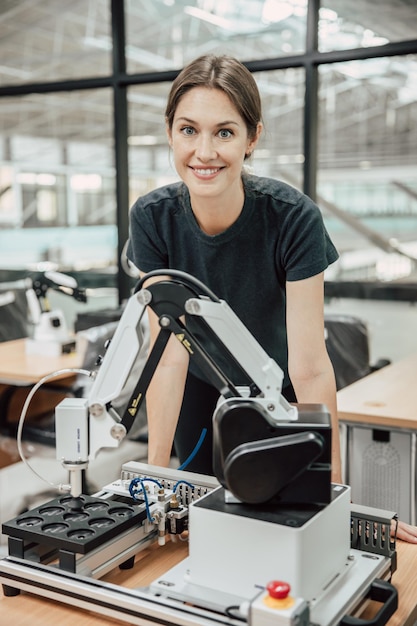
140, 274, 190, 467
286, 272, 342, 483
281, 274, 417, 542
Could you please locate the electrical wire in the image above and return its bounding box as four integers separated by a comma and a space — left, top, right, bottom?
173, 479, 195, 493
224, 605, 247, 622
120, 239, 140, 278
135, 269, 221, 302
129, 476, 163, 522
177, 428, 207, 471
16, 367, 91, 491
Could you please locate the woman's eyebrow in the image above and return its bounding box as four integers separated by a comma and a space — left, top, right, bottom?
175, 116, 240, 127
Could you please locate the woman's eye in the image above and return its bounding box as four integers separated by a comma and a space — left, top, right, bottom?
218, 129, 232, 139
181, 126, 195, 136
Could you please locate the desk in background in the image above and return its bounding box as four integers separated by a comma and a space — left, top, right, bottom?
337, 351, 417, 524
0, 338, 83, 468
0, 337, 83, 386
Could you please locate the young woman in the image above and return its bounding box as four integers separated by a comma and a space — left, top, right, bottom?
128, 53, 341, 483
128, 53, 417, 544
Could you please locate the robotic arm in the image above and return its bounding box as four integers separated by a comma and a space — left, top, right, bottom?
26, 271, 87, 352
27, 271, 87, 321
56, 270, 331, 505
88, 269, 297, 426
30, 271, 87, 306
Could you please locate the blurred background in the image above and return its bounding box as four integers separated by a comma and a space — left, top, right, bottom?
0, 0, 416, 360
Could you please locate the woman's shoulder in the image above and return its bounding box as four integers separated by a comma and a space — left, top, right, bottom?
132, 180, 185, 212
243, 172, 314, 208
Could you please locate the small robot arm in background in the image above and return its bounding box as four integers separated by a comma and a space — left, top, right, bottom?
26, 271, 87, 354
55, 269, 332, 508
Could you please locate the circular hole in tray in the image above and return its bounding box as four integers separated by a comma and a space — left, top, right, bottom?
83, 501, 110, 512
16, 516, 43, 528
88, 517, 115, 528
39, 506, 66, 517
67, 528, 95, 540
42, 522, 70, 534
59, 495, 85, 505
108, 507, 135, 519
64, 512, 90, 522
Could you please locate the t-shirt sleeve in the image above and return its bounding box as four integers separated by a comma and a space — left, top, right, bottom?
280, 197, 339, 282
127, 198, 168, 272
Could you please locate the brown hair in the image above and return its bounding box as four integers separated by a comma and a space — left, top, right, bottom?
165, 55, 262, 143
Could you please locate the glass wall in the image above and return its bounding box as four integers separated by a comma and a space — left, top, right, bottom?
125, 0, 308, 72
319, 0, 417, 51
0, 88, 116, 271
0, 0, 416, 299
251, 68, 305, 188
317, 54, 417, 281
0, 0, 112, 86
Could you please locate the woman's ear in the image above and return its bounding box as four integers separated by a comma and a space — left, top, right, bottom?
166, 120, 173, 148
247, 121, 263, 154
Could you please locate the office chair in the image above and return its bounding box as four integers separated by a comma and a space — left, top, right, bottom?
0, 281, 30, 342
324, 313, 390, 390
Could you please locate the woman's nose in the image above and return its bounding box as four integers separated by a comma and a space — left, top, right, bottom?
195, 134, 216, 161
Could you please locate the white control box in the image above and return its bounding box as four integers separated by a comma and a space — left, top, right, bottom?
55, 397, 88, 462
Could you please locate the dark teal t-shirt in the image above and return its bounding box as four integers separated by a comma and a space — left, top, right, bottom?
127, 173, 338, 388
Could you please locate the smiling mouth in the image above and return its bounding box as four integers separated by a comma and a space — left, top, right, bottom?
191, 167, 222, 176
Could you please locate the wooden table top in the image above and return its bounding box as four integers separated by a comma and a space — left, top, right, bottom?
0, 338, 84, 385
1, 539, 416, 625
0, 540, 188, 626
337, 351, 417, 430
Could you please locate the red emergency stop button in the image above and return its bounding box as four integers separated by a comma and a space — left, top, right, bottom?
266, 580, 291, 600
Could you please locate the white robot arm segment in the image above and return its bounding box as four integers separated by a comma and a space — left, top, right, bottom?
185, 296, 297, 422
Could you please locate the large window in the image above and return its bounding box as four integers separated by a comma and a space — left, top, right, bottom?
0, 0, 111, 86
251, 68, 305, 187
318, 55, 417, 281
125, 0, 308, 71
0, 0, 416, 301
0, 88, 116, 271
319, 0, 417, 51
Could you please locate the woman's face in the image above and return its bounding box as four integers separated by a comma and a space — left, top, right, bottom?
167, 87, 260, 203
